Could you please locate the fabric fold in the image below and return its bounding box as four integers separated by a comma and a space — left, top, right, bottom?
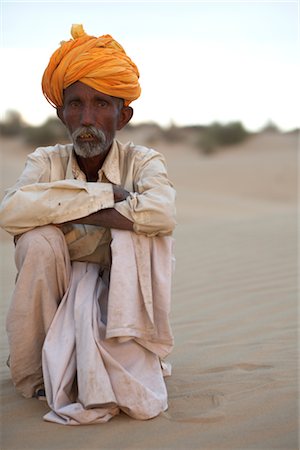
42, 230, 174, 425
106, 230, 174, 358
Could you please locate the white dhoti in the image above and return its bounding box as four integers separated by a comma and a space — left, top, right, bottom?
6, 226, 174, 425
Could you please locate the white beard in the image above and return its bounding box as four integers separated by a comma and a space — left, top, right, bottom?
70, 127, 107, 158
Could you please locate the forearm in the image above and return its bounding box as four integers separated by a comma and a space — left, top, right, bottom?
64, 208, 134, 230
0, 180, 115, 235
114, 186, 177, 236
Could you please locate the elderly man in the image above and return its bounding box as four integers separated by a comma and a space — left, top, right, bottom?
0, 25, 176, 425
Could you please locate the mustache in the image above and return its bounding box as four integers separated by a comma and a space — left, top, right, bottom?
71, 126, 106, 143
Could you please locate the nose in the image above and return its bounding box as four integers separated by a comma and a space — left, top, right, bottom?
80, 105, 95, 127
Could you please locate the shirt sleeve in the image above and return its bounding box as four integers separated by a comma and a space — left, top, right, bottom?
114, 151, 176, 237
0, 150, 114, 236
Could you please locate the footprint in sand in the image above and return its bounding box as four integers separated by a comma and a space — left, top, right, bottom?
163, 363, 273, 423
162, 391, 225, 424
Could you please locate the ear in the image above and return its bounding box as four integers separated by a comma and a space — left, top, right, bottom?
117, 106, 133, 131
56, 107, 65, 124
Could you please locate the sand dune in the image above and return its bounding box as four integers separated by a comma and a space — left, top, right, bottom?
0, 131, 298, 449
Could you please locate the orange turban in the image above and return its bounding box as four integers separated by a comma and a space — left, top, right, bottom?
42, 24, 141, 107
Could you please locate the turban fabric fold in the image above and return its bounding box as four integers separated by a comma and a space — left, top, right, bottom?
42, 24, 141, 107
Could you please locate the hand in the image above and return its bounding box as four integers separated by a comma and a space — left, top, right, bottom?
113, 185, 130, 203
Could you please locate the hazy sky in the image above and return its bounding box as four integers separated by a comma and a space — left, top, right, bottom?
0, 1, 298, 131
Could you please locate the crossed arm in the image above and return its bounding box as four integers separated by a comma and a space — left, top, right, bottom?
0, 147, 176, 237
64, 185, 134, 231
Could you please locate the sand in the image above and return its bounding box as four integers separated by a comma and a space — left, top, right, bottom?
0, 130, 298, 449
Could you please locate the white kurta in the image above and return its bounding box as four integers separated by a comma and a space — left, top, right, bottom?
42, 229, 174, 425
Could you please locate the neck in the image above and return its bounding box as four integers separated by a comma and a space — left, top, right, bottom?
76, 149, 110, 182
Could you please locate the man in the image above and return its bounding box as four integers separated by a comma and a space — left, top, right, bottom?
0, 25, 176, 425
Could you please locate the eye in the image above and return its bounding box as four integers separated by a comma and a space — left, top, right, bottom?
96, 99, 109, 108
68, 100, 81, 109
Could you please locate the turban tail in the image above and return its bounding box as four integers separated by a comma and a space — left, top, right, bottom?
42, 24, 141, 107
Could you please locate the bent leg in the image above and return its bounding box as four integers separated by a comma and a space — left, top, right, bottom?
6, 225, 71, 398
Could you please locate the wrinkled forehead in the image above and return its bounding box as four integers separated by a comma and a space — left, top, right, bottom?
63, 81, 124, 108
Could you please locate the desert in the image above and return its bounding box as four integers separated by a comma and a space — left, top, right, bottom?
0, 126, 298, 449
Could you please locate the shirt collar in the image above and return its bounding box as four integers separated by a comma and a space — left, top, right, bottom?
99, 140, 121, 185
66, 140, 121, 185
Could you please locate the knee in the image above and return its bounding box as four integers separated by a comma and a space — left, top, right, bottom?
15, 226, 67, 268
16, 225, 64, 249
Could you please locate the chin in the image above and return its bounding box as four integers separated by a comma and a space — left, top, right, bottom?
73, 142, 105, 158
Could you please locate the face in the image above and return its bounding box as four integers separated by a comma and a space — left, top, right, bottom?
57, 81, 133, 158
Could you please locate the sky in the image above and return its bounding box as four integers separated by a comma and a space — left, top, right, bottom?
0, 0, 299, 131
